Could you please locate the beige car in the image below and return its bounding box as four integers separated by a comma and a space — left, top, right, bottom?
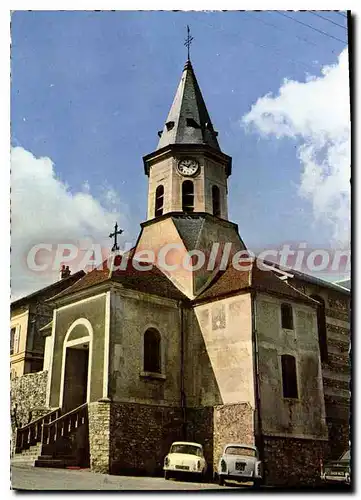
163, 441, 207, 480
216, 444, 263, 487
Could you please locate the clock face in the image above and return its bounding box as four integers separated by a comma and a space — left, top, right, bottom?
177, 158, 200, 176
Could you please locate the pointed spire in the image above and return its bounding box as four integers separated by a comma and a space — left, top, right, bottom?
157, 60, 220, 151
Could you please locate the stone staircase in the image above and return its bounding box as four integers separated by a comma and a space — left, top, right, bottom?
12, 403, 89, 468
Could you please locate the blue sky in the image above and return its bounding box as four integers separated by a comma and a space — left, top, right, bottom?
10, 11, 350, 296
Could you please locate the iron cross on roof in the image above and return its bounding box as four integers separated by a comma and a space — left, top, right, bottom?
109, 222, 123, 252
184, 25, 194, 61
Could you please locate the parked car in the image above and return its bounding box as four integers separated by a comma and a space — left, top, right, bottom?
320, 449, 351, 486
216, 443, 263, 487
163, 441, 207, 480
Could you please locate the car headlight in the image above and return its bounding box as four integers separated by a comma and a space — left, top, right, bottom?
221, 459, 227, 472
164, 456, 169, 467
197, 460, 201, 470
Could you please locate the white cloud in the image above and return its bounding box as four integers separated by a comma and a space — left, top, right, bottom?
242, 48, 350, 246
11, 147, 129, 300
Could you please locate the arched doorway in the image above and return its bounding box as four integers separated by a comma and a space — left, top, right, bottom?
60, 319, 93, 412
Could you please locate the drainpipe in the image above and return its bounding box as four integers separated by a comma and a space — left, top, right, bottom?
251, 292, 264, 463
179, 302, 187, 440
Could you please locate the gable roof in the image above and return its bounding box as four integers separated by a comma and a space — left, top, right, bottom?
11, 270, 86, 310
195, 260, 319, 305
49, 253, 187, 303
265, 260, 351, 296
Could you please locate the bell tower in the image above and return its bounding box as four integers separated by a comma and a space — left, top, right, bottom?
136, 54, 245, 299
143, 59, 232, 222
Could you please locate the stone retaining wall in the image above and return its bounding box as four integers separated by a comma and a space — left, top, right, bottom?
88, 401, 184, 475
109, 402, 184, 475
10, 371, 48, 429
88, 401, 111, 473
186, 406, 213, 472
213, 403, 255, 472
263, 435, 328, 486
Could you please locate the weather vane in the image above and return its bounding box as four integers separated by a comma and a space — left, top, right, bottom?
184, 25, 194, 61
109, 222, 123, 252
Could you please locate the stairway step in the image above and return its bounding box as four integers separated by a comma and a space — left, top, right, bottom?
11, 455, 36, 465
35, 456, 78, 468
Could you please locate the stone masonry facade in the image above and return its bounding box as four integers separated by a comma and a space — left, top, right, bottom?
10, 371, 49, 429
213, 403, 255, 472
88, 401, 184, 476
88, 401, 255, 478
263, 435, 329, 486
88, 401, 111, 474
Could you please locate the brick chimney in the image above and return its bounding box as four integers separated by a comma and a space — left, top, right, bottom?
60, 265, 71, 280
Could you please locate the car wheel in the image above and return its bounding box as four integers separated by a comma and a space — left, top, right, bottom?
218, 475, 225, 486
164, 471, 170, 480
253, 479, 261, 489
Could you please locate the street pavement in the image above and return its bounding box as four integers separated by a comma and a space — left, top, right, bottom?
11, 465, 246, 491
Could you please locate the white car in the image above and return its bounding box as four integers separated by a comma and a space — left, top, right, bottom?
163, 441, 207, 480
217, 443, 262, 487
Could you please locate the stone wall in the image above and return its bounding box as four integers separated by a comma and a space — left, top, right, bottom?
88, 401, 111, 473
263, 435, 328, 486
109, 402, 184, 475
213, 403, 255, 472
186, 406, 214, 472
327, 417, 350, 460
10, 370, 48, 429
88, 400, 185, 475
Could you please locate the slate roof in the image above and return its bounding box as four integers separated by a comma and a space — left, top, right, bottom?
172, 215, 205, 251
157, 60, 220, 151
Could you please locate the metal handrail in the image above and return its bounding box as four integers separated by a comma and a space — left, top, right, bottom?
16, 407, 60, 431
42, 403, 88, 446
43, 403, 87, 428
15, 407, 61, 453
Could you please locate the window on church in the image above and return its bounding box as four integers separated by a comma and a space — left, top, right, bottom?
281, 303, 293, 330
10, 327, 16, 355
281, 354, 298, 399
310, 295, 328, 362
182, 180, 194, 213
155, 185, 164, 217
212, 185, 221, 217
144, 328, 161, 373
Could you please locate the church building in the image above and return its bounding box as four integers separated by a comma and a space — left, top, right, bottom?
11, 56, 350, 487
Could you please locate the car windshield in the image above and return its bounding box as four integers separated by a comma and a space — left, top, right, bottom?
225, 446, 257, 457
340, 450, 350, 461
170, 444, 203, 456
